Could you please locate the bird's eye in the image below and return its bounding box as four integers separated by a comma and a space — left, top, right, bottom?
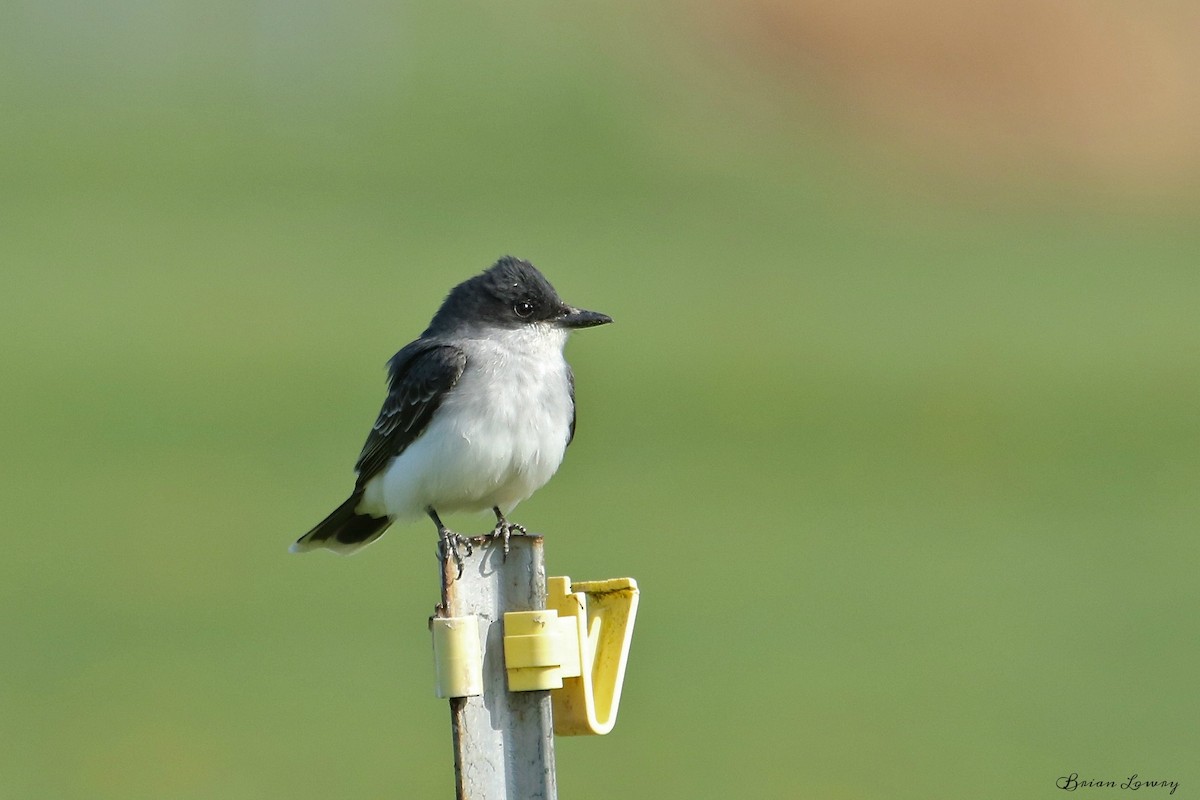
513, 300, 535, 318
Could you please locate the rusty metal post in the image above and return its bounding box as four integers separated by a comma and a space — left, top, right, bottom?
435, 535, 557, 800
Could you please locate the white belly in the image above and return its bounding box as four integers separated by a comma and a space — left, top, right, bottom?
361, 325, 575, 521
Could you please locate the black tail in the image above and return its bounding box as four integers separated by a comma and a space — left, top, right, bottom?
290, 492, 392, 554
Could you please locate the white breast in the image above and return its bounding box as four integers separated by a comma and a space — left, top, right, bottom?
363, 324, 575, 521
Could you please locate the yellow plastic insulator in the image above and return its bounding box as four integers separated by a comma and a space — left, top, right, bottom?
431, 616, 483, 698
503, 610, 565, 691
547, 575, 640, 736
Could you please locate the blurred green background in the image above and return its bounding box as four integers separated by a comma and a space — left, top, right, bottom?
3, 2, 1198, 798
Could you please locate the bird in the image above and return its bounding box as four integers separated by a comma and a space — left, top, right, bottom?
290, 256, 612, 573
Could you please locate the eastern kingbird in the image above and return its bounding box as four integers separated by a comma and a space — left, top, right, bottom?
290, 256, 612, 569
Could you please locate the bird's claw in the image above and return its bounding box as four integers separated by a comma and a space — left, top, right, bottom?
438, 530, 474, 580
478, 519, 528, 559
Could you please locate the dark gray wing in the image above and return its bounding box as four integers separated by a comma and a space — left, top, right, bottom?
353, 341, 467, 488
566, 365, 577, 446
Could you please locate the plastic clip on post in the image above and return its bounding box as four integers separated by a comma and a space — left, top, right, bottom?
430, 615, 483, 698
503, 575, 639, 735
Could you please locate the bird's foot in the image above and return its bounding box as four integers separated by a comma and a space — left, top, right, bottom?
437, 528, 474, 580
475, 511, 528, 559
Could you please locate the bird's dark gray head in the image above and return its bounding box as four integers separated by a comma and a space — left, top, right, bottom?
425, 256, 612, 335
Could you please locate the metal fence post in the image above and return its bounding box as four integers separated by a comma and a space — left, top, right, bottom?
435, 534, 557, 800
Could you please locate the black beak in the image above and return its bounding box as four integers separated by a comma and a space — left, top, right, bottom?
557, 306, 613, 329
